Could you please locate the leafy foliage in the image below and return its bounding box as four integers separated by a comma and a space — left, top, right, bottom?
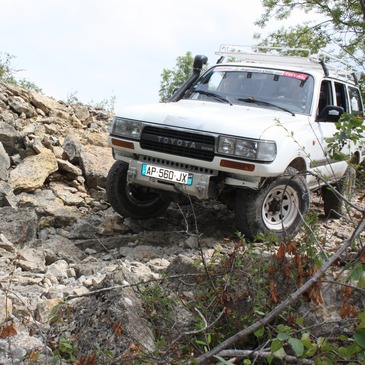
0, 52, 16, 82
135, 234, 365, 364
255, 0, 365, 72
0, 52, 42, 93
326, 113, 365, 161
254, 24, 331, 56
159, 51, 194, 102
65, 89, 116, 112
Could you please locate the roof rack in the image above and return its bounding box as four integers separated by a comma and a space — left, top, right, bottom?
216, 44, 312, 57
310, 51, 361, 83
215, 44, 360, 84
215, 44, 313, 64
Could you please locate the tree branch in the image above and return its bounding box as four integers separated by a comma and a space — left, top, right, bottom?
217, 349, 314, 364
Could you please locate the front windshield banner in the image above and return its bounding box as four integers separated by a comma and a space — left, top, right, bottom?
214, 66, 308, 81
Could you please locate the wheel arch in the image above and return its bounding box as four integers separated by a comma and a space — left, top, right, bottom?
287, 157, 307, 173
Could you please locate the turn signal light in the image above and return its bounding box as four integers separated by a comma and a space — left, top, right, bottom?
220, 159, 255, 171
111, 138, 135, 150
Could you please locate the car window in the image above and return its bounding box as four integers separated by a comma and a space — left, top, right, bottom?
349, 87, 363, 114
318, 81, 333, 114
334, 82, 349, 112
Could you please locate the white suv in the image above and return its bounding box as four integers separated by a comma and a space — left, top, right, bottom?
107, 45, 365, 239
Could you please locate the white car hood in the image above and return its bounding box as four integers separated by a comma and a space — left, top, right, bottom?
117, 100, 304, 139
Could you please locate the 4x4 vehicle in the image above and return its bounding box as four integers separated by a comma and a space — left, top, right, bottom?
107, 45, 365, 239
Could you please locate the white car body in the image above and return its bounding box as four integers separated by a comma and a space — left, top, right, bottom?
107, 45, 365, 238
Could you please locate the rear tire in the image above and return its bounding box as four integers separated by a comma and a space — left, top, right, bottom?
234, 167, 310, 240
322, 165, 356, 218
106, 160, 171, 219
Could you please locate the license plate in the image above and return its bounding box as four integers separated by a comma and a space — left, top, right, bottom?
141, 164, 193, 185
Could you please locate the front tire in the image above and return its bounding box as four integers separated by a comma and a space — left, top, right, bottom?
106, 160, 171, 219
234, 167, 310, 240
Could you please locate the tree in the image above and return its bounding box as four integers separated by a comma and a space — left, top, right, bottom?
159, 51, 194, 102
255, 0, 365, 71
254, 24, 331, 56
0, 52, 42, 93
0, 52, 17, 83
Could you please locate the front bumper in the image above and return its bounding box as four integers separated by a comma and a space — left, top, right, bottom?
126, 158, 218, 199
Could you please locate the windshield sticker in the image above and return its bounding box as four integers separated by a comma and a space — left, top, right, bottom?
214, 66, 309, 80
283, 71, 308, 81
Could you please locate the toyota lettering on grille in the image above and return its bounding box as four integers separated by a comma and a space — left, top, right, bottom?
142, 132, 214, 152
157, 136, 197, 149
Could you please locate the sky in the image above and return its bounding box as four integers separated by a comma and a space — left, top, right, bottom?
1, 0, 288, 113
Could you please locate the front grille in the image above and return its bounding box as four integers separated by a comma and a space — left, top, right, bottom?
140, 126, 215, 161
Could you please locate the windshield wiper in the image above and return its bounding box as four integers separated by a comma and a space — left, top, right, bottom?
238, 97, 295, 116
193, 90, 232, 104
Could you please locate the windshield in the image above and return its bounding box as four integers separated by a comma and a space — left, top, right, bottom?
185, 66, 314, 115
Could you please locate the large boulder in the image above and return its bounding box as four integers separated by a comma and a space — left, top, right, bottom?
0, 122, 23, 154
79, 145, 114, 189
0, 207, 38, 245
8, 150, 58, 192
29, 90, 69, 115
8, 95, 37, 118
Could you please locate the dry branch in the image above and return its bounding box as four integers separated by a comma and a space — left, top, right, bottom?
217, 349, 314, 364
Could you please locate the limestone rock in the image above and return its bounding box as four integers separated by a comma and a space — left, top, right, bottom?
96, 214, 129, 235
0, 207, 38, 245
9, 150, 58, 192
16, 247, 46, 273
79, 145, 114, 189
56, 158, 82, 176
0, 233, 17, 253
0, 181, 18, 207
17, 189, 82, 228
46, 259, 70, 283
49, 181, 86, 206
29, 90, 69, 115
0, 108, 16, 124
34, 297, 62, 323
73, 104, 90, 123
8, 95, 37, 117
0, 142, 10, 180
62, 132, 82, 163
1, 82, 30, 100
0, 122, 23, 154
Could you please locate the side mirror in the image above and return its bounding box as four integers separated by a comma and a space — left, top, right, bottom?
316, 105, 344, 123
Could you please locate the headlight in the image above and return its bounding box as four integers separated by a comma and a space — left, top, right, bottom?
218, 136, 276, 162
218, 137, 235, 154
111, 118, 142, 139
235, 139, 256, 159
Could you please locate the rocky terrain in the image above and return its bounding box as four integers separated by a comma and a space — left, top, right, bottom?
0, 82, 364, 364
0, 82, 242, 364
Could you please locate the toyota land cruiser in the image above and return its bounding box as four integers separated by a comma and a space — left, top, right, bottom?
106, 45, 365, 239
